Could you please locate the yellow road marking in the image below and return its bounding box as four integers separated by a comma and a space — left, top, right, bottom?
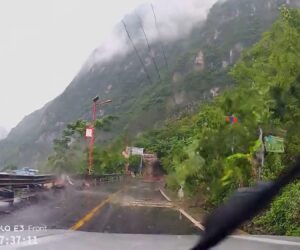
69, 190, 121, 231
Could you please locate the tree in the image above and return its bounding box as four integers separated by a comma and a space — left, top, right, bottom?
45, 116, 119, 174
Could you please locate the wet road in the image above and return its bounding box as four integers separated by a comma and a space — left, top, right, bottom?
2, 180, 300, 250
0, 179, 200, 235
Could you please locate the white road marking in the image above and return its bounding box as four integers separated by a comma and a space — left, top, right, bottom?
232, 235, 300, 246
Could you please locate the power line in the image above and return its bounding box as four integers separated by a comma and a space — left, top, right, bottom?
151, 3, 169, 70
122, 20, 152, 84
135, 12, 161, 82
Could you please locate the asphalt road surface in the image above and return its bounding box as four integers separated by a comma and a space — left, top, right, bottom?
0, 179, 200, 235
1, 179, 300, 249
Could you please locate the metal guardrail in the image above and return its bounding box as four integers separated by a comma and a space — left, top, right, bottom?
0, 174, 56, 187
0, 173, 123, 204
93, 174, 124, 184
74, 173, 124, 184
0, 173, 123, 188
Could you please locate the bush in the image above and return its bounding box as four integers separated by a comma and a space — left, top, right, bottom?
166, 173, 179, 190
128, 155, 142, 174
255, 182, 300, 236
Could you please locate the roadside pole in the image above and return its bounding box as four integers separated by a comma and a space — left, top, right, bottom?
86, 96, 112, 176
139, 155, 143, 175
257, 127, 264, 180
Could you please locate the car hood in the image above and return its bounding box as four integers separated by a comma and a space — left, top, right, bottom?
1, 230, 300, 250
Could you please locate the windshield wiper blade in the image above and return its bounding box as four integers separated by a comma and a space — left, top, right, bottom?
192, 158, 300, 250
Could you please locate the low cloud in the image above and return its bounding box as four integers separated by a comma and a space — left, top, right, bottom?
86, 0, 218, 66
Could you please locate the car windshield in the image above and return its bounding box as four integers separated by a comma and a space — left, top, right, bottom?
0, 0, 300, 249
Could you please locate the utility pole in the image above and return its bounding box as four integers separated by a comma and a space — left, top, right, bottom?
86, 96, 112, 175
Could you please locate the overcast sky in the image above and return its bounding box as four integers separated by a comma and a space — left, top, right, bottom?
0, 0, 216, 132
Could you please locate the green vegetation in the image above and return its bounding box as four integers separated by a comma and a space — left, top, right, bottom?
1, 1, 297, 237
44, 116, 124, 174
0, 0, 285, 169
255, 182, 300, 236
91, 145, 125, 175
134, 8, 300, 235
1, 1, 298, 237
128, 155, 142, 174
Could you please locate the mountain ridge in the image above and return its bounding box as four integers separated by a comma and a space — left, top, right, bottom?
0, 126, 8, 140
0, 0, 298, 169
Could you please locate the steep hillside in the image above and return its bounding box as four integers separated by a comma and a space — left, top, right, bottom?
0, 0, 297, 168
134, 7, 300, 235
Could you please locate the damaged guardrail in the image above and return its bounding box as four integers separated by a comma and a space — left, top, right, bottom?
0, 173, 56, 188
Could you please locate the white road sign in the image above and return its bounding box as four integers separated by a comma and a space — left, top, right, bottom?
128, 147, 144, 156
85, 128, 93, 138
